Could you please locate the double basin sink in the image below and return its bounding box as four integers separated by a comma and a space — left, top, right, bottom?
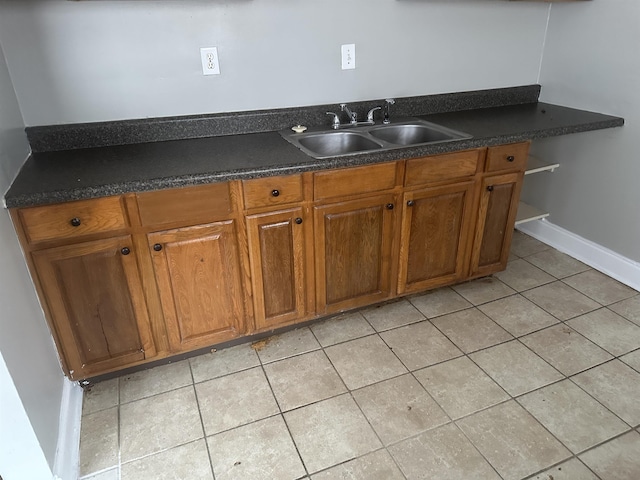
280, 118, 472, 159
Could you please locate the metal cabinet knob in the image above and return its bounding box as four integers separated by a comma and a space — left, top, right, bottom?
295, 217, 303, 225
153, 243, 163, 252
70, 217, 81, 227
271, 189, 280, 197
386, 203, 394, 210
507, 155, 515, 162
487, 185, 494, 192
121, 247, 131, 255
407, 200, 415, 207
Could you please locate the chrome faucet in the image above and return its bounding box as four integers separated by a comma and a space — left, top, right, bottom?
327, 103, 384, 129
383, 98, 395, 124
367, 106, 382, 123
340, 104, 358, 125
326, 112, 341, 129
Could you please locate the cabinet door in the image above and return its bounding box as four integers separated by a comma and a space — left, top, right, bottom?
32, 236, 155, 379
471, 172, 523, 276
314, 194, 396, 314
246, 208, 308, 330
398, 181, 476, 294
148, 220, 245, 351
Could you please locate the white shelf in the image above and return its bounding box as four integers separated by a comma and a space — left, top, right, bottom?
515, 201, 549, 225
525, 155, 559, 175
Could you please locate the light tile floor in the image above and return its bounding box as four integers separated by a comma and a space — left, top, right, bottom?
79, 231, 640, 480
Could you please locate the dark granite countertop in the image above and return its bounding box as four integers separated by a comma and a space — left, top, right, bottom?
4, 87, 624, 209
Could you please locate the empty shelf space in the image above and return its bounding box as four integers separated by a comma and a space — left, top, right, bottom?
515, 201, 549, 225
525, 155, 559, 175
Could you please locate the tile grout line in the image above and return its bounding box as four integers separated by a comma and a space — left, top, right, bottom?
187, 360, 217, 480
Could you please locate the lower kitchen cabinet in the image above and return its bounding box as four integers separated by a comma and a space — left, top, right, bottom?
314, 194, 397, 314
246, 207, 309, 330
31, 236, 155, 379
398, 180, 476, 294
147, 220, 246, 351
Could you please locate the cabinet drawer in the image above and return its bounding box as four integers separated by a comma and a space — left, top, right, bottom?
137, 182, 233, 227
243, 174, 303, 210
20, 196, 127, 244
486, 142, 530, 173
405, 149, 483, 187
314, 162, 398, 201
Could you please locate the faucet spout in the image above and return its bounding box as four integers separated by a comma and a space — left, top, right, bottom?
340, 104, 358, 124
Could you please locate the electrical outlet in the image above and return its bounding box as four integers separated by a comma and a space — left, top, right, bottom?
341, 44, 356, 70
200, 47, 220, 75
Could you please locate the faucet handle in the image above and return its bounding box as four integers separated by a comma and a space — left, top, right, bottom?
367, 106, 382, 123
326, 111, 341, 129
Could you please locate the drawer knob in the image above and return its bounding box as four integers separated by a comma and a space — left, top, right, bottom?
153, 243, 163, 252
70, 217, 81, 227
386, 203, 394, 210
295, 217, 303, 225
407, 200, 415, 207
487, 185, 494, 192
271, 189, 280, 197
121, 247, 131, 255
507, 155, 515, 162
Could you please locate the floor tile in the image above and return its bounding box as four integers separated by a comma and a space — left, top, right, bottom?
189, 344, 260, 383
389, 423, 501, 480
457, 400, 571, 480
478, 294, 558, 337
352, 374, 448, 445
255, 327, 320, 364
284, 394, 382, 474
361, 299, 425, 332
511, 230, 551, 257
409, 286, 472, 319
523, 281, 601, 321
494, 258, 555, 292
563, 270, 637, 306
524, 249, 591, 279
119, 359, 192, 403
121, 439, 213, 480
379, 320, 461, 370
579, 431, 640, 480
519, 379, 628, 453
208, 415, 305, 480
120, 385, 202, 462
431, 308, 512, 353
470, 340, 562, 396
324, 335, 407, 390
311, 449, 404, 480
621, 349, 640, 372
264, 350, 346, 411
521, 324, 613, 376
530, 457, 599, 480
609, 294, 640, 326
452, 277, 516, 305
310, 312, 375, 347
80, 469, 119, 480
196, 367, 279, 435
415, 356, 509, 420
567, 308, 640, 356
572, 360, 640, 426
79, 407, 118, 476
82, 378, 118, 415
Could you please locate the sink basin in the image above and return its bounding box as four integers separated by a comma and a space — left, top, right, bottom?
369, 124, 464, 146
280, 118, 472, 159
297, 131, 383, 157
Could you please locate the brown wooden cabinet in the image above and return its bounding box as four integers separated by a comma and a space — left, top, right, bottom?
31, 235, 155, 379
147, 220, 246, 352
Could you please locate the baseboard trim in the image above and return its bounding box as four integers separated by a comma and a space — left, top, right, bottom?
517, 219, 640, 292
52, 378, 82, 480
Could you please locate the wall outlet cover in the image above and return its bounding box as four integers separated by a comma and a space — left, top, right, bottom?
200, 47, 221, 75
341, 44, 356, 70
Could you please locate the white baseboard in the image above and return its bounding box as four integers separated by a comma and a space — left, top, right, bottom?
52, 378, 83, 480
517, 219, 640, 292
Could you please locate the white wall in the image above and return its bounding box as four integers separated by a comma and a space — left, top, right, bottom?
0, 36, 64, 473
526, 0, 640, 263
0, 0, 551, 125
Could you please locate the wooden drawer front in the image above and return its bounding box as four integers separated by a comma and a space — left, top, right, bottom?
314, 162, 397, 201
20, 196, 126, 244
486, 142, 530, 173
137, 182, 232, 227
405, 149, 483, 187
243, 174, 303, 210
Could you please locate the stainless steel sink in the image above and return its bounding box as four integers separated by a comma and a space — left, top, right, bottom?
280, 118, 471, 159
297, 131, 383, 157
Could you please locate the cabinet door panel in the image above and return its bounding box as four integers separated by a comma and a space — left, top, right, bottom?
247, 208, 307, 330
149, 221, 245, 351
471, 172, 523, 276
315, 195, 395, 313
398, 181, 475, 294
32, 236, 155, 378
